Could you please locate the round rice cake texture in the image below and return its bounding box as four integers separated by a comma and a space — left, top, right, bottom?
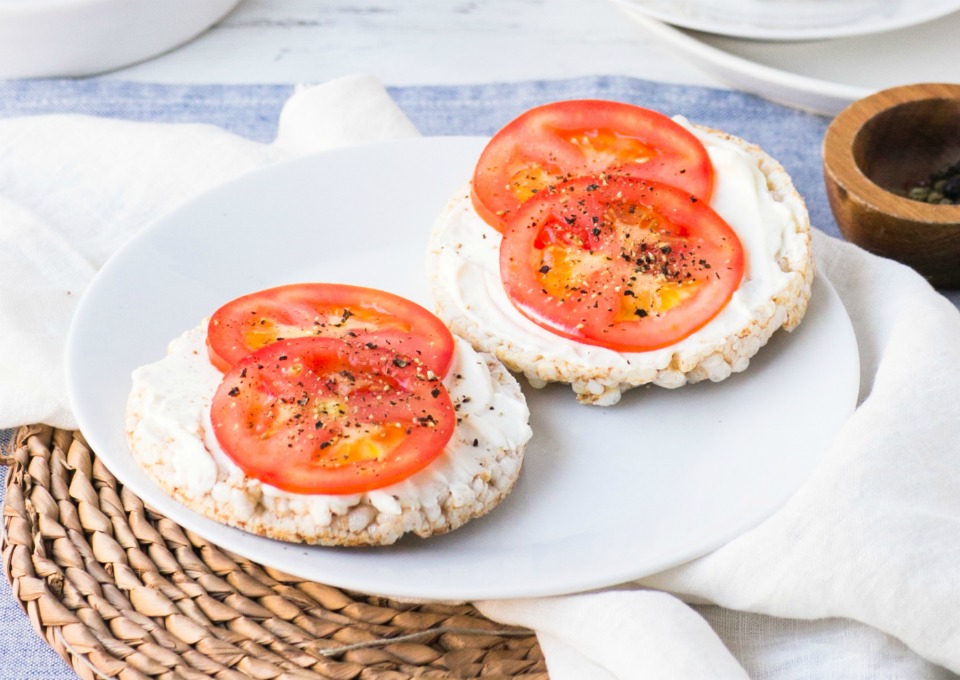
125, 325, 532, 547
426, 122, 814, 406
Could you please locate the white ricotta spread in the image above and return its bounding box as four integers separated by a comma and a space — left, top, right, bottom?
426, 120, 813, 404
126, 323, 532, 542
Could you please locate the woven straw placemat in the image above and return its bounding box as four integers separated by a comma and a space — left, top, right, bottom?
2, 425, 547, 679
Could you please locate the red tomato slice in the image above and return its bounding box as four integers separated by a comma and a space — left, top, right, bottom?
210, 337, 455, 495
472, 100, 714, 231
499, 175, 744, 352
207, 283, 454, 378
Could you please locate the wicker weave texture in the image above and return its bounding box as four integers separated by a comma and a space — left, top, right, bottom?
2, 426, 547, 680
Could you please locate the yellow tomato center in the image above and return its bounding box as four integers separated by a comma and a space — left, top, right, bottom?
536, 244, 611, 298
507, 163, 555, 203
614, 276, 699, 321
242, 307, 411, 351
506, 129, 657, 207
562, 127, 656, 171
314, 422, 408, 468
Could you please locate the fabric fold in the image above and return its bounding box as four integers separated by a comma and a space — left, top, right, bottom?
0, 196, 94, 428
273, 74, 420, 154
479, 591, 750, 680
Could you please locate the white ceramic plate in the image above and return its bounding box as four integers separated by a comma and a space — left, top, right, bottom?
621, 10, 960, 115
67, 137, 859, 601
609, 0, 960, 41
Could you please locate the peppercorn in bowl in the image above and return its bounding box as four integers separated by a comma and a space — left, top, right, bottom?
823, 83, 960, 287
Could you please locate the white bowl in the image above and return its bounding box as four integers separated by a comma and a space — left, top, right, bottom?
0, 0, 240, 78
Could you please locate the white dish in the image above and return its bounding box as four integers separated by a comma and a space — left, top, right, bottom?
0, 0, 239, 78
609, 0, 960, 41
621, 10, 960, 115
67, 136, 859, 601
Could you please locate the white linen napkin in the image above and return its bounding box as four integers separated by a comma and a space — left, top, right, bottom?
3, 74, 958, 679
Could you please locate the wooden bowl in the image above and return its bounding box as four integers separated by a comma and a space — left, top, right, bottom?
823, 83, 960, 288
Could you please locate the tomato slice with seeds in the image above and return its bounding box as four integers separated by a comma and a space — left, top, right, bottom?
211, 337, 455, 495
499, 175, 744, 352
472, 100, 714, 231
207, 283, 454, 377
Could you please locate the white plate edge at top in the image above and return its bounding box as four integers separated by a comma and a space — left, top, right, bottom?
618, 9, 868, 115
608, 0, 960, 41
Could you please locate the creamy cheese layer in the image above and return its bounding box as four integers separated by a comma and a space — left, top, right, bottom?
126, 323, 532, 528
426, 120, 812, 399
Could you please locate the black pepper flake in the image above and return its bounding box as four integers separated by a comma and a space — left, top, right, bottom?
319, 441, 332, 450
539, 265, 551, 274
472, 438, 479, 447
393, 357, 410, 368
431, 387, 441, 398
634, 308, 649, 318
228, 386, 240, 397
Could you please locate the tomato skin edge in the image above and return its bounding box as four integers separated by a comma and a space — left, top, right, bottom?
472, 99, 715, 233
206, 282, 456, 379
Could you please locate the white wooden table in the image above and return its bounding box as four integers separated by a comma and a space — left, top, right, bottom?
104, 0, 721, 88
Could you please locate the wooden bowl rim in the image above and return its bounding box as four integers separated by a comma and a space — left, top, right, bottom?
823, 82, 960, 226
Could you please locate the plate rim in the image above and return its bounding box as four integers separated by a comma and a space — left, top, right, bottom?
620, 10, 868, 115
609, 0, 960, 41
620, 9, 960, 116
